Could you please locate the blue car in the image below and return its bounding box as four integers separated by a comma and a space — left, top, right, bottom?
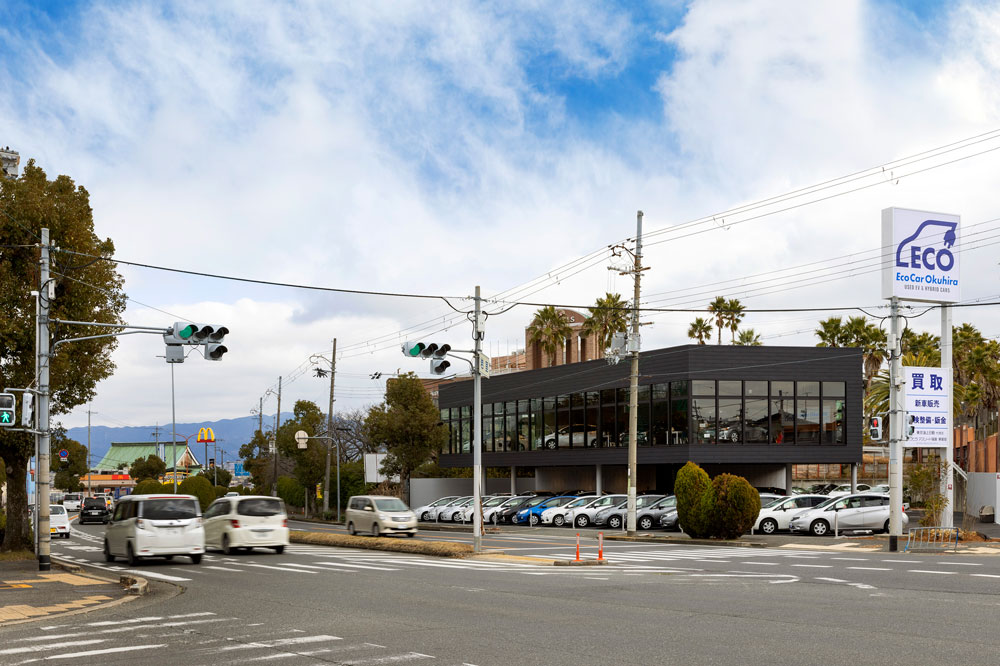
514, 495, 579, 526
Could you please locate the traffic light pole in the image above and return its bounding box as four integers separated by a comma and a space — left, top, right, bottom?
473, 286, 484, 554
888, 296, 903, 551
323, 339, 337, 517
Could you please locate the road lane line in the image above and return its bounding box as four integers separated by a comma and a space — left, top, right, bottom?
0, 640, 106, 656
971, 574, 1000, 578
310, 561, 399, 571
908, 570, 956, 575
205, 565, 244, 572
814, 577, 849, 583
831, 558, 869, 561
344, 653, 434, 664
791, 564, 832, 568
28, 644, 167, 661
243, 563, 317, 574
847, 567, 892, 571
935, 562, 982, 566
219, 635, 342, 651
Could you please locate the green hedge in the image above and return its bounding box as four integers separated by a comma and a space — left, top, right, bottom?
133, 479, 162, 495
178, 476, 215, 511
675, 461, 712, 538
708, 473, 760, 539
214, 485, 229, 498
277, 476, 305, 508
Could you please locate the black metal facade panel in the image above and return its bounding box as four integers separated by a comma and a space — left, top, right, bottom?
438, 344, 864, 406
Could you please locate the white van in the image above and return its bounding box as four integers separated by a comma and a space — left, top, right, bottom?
346, 495, 417, 537
203, 495, 289, 555
103, 494, 205, 565
62, 493, 83, 511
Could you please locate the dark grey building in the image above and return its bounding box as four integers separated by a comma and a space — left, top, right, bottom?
437, 344, 863, 493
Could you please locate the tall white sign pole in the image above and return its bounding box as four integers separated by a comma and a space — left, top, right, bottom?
940, 305, 954, 527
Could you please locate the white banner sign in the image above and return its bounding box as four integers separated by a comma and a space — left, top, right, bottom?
903, 366, 952, 448
881, 207, 960, 303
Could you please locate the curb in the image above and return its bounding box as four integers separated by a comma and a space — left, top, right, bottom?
553, 559, 612, 567
602, 533, 768, 548
51, 557, 150, 596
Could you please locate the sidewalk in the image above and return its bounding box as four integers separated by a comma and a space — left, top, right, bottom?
0, 559, 134, 626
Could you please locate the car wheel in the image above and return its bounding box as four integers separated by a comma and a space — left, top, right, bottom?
103, 540, 114, 563
347, 522, 356, 535
883, 519, 891, 534
575, 515, 590, 528
453, 513, 464, 523
421, 511, 430, 521
404, 532, 415, 538
810, 520, 830, 537
529, 514, 540, 526
222, 534, 233, 556
190, 554, 202, 564
273, 545, 285, 554
372, 523, 381, 538
553, 515, 565, 527
608, 515, 622, 529
729, 431, 740, 442
126, 543, 138, 567
760, 518, 778, 535
638, 516, 653, 530
589, 438, 597, 447
163, 555, 174, 561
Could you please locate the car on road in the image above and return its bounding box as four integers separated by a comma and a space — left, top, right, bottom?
346, 495, 417, 537
49, 504, 71, 538
203, 495, 289, 555
62, 493, 83, 511
413, 496, 461, 522
515, 495, 578, 526
753, 494, 829, 534
78, 497, 111, 525
788, 493, 907, 536
104, 494, 205, 565
540, 495, 597, 526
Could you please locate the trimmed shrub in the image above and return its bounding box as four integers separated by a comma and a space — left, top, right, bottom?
214, 485, 228, 498
674, 461, 712, 538
277, 476, 305, 508
178, 475, 215, 511
707, 473, 760, 539
159, 482, 175, 494
133, 479, 162, 495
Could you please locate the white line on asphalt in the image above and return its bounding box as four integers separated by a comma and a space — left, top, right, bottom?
219, 635, 342, 651
243, 563, 317, 574
934, 562, 982, 566
908, 570, 957, 575
171, 567, 206, 574
831, 558, 869, 561
0, 640, 106, 656
847, 567, 892, 571
814, 577, 849, 583
880, 560, 911, 563
971, 573, 1000, 578
205, 566, 245, 572
311, 561, 399, 571
23, 644, 167, 662
791, 564, 832, 568
344, 653, 434, 664
744, 562, 779, 566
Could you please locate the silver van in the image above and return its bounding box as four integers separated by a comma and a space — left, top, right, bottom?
104, 494, 205, 565
346, 495, 417, 537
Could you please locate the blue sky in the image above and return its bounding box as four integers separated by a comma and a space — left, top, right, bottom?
2, 1, 1000, 431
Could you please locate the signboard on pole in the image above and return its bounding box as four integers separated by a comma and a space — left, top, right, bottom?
58, 449, 68, 462
478, 353, 491, 379
364, 453, 398, 483
881, 207, 960, 303
904, 366, 952, 448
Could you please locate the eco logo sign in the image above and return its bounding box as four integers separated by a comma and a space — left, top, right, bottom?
881, 207, 960, 303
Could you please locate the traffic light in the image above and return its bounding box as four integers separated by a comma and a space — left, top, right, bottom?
164, 322, 229, 361
430, 344, 452, 375
21, 392, 33, 427
868, 416, 882, 441
0, 393, 14, 427
402, 341, 426, 357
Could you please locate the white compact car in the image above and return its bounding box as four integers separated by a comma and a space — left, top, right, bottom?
49, 504, 71, 539
753, 494, 829, 534
541, 495, 598, 526
439, 497, 475, 522
413, 496, 460, 522
788, 493, 907, 536
483, 496, 532, 524
62, 493, 83, 511
104, 494, 205, 565
203, 495, 289, 555
568, 494, 627, 528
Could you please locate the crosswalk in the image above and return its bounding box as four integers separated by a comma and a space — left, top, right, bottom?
0, 612, 478, 665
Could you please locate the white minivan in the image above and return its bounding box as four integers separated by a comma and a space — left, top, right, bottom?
203, 495, 289, 555
104, 494, 205, 565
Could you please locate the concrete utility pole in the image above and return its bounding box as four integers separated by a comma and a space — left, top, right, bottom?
37, 228, 52, 571
473, 286, 484, 554
323, 338, 336, 516
888, 296, 904, 551
171, 363, 178, 492
940, 304, 954, 528
87, 408, 97, 496
272, 376, 282, 497
626, 211, 643, 536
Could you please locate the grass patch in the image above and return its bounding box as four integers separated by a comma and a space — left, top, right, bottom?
0, 550, 36, 561
291, 531, 473, 558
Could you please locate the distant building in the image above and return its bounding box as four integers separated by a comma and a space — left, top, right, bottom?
83, 441, 202, 495
1, 146, 20, 179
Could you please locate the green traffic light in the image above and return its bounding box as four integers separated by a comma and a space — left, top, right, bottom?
178, 324, 196, 340
0, 412, 11, 423
405, 342, 423, 357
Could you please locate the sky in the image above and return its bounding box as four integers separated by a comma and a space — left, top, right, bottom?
3, 0, 1000, 449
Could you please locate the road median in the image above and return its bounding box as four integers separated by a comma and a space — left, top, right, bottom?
291, 530, 474, 558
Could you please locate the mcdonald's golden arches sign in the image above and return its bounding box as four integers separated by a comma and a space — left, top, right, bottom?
197, 427, 216, 443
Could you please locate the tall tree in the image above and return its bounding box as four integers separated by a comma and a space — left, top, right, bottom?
582, 293, 629, 352
735, 329, 762, 346
527, 306, 572, 366
363, 372, 448, 504
687, 317, 713, 345
50, 436, 88, 492
707, 296, 728, 345
1, 161, 127, 552
276, 400, 327, 517
725, 298, 745, 344
129, 454, 166, 482
815, 316, 847, 347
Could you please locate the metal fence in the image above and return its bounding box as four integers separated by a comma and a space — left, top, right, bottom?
904, 526, 959, 552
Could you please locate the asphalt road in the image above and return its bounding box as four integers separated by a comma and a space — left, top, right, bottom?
3, 519, 1000, 665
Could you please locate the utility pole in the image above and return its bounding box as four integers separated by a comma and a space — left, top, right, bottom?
257, 397, 263, 436
626, 211, 643, 536
272, 376, 282, 497
37, 228, 52, 571
472, 286, 484, 554
171, 363, 178, 492
940, 304, 954, 528
87, 408, 97, 496
323, 339, 337, 516
150, 423, 163, 464
888, 296, 904, 551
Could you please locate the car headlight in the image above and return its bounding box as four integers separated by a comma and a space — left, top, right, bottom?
379, 513, 389, 520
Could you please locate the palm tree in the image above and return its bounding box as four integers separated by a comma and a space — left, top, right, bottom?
901, 329, 940, 361
815, 317, 847, 347
582, 293, 629, 352
864, 351, 941, 421
726, 298, 745, 344
527, 306, 572, 367
707, 296, 728, 345
735, 329, 762, 346
687, 317, 713, 345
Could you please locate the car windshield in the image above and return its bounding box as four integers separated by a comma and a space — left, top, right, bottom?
652, 496, 677, 509
65, 494, 81, 500
763, 496, 788, 509
374, 498, 409, 512
566, 497, 593, 509
637, 496, 664, 508
50, 505, 65, 515
83, 498, 105, 508
813, 496, 840, 510
483, 496, 508, 507
237, 498, 284, 516
431, 497, 456, 506
141, 499, 198, 520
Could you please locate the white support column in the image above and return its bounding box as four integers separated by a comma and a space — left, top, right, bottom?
889, 296, 904, 551
595, 464, 603, 495
510, 466, 516, 495
941, 304, 954, 528
785, 464, 793, 495
850, 463, 858, 493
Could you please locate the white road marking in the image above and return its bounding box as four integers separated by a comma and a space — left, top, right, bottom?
971, 574, 1000, 579
814, 577, 849, 583
831, 557, 869, 561
24, 644, 166, 662
205, 565, 244, 572
345, 653, 434, 664
219, 635, 342, 651
0, 640, 105, 656
847, 567, 892, 571
935, 562, 981, 566
311, 560, 399, 571
908, 570, 956, 575
243, 563, 317, 574
791, 564, 832, 568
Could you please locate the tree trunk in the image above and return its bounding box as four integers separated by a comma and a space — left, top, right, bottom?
2, 450, 33, 552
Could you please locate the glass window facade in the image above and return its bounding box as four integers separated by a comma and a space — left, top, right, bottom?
439, 377, 847, 453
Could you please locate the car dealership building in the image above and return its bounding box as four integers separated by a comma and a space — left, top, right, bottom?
436, 344, 863, 493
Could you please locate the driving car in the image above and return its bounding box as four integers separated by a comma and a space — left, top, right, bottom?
203, 495, 289, 554
753, 494, 829, 534
564, 494, 627, 528
62, 493, 83, 511
540, 495, 597, 526
104, 494, 205, 565
78, 497, 111, 525
345, 495, 417, 537
413, 495, 461, 522
788, 493, 907, 536
514, 495, 578, 526
49, 504, 71, 538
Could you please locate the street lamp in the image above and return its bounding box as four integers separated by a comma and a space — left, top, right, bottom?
310, 340, 343, 520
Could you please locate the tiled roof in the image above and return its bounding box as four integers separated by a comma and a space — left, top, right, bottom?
93, 442, 198, 471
